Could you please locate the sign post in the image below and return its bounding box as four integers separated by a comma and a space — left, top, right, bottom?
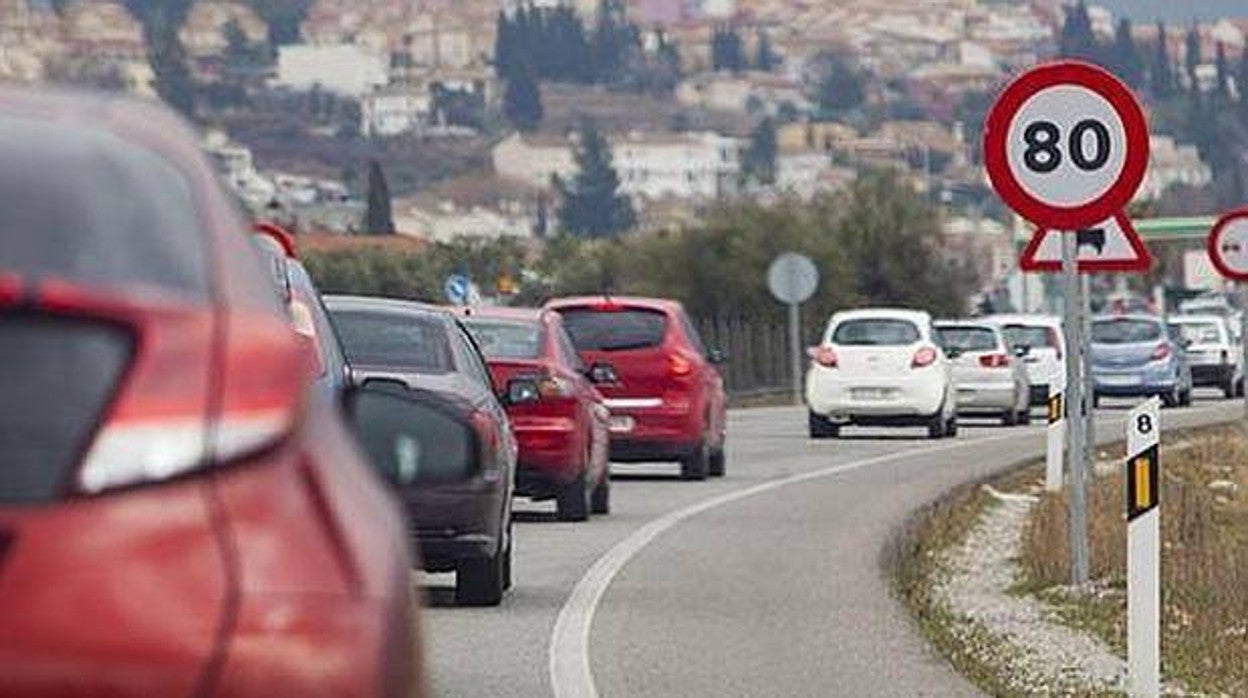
1205, 209, 1248, 421
767, 253, 819, 406
985, 61, 1151, 587
1125, 397, 1161, 698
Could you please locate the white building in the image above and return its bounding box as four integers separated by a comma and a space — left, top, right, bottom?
361, 88, 432, 137
1137, 135, 1213, 201
396, 200, 534, 243
492, 131, 740, 203
203, 131, 276, 208
276, 43, 388, 97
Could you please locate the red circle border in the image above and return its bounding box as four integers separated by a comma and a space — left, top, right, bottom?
1207, 208, 1248, 282
984, 60, 1150, 231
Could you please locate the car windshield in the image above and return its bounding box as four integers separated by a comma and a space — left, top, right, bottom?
1001, 324, 1055, 349
1091, 319, 1162, 344
832, 319, 920, 346
935, 326, 997, 352
329, 310, 454, 372
560, 308, 667, 351
1170, 322, 1222, 345
464, 319, 544, 359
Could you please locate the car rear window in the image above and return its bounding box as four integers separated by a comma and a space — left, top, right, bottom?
832, 319, 920, 346
0, 119, 207, 295
1001, 324, 1056, 349
935, 326, 997, 352
1092, 319, 1162, 344
463, 319, 543, 359
560, 307, 668, 352
1170, 322, 1222, 345
330, 310, 453, 372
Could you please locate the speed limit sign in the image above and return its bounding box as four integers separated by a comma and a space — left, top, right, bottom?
1207, 209, 1248, 281
985, 61, 1150, 235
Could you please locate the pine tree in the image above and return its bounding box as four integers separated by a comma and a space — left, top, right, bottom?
1215, 42, 1230, 99
816, 53, 865, 114
364, 160, 394, 235
493, 10, 516, 80
1152, 23, 1173, 98
755, 29, 779, 72
125, 0, 196, 116
1058, 1, 1098, 63
504, 68, 543, 132
557, 122, 636, 238
247, 0, 313, 48
712, 25, 746, 72
741, 117, 778, 186
1185, 24, 1201, 91
1110, 18, 1144, 88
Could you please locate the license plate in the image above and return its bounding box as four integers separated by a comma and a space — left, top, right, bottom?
1100, 374, 1141, 386
852, 388, 893, 401
608, 416, 635, 433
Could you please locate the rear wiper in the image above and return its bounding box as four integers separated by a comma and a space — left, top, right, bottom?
599, 340, 654, 351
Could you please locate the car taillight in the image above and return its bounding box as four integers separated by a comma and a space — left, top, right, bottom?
813, 345, 838, 368
669, 352, 694, 377
470, 410, 500, 476
912, 346, 938, 369
537, 374, 574, 399
290, 297, 326, 378
1047, 327, 1062, 360
1151, 343, 1171, 361
979, 353, 1012, 368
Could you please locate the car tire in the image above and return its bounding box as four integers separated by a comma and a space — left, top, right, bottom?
1224, 376, 1237, 399
556, 475, 591, 522
808, 410, 839, 439
927, 412, 946, 439
1093, 393, 1101, 409
1001, 408, 1018, 427
680, 441, 710, 481
502, 526, 513, 591
1237, 377, 1245, 398
708, 447, 726, 477
1180, 386, 1193, 407
456, 545, 506, 607
1018, 405, 1032, 425
1161, 390, 1178, 408
590, 475, 610, 515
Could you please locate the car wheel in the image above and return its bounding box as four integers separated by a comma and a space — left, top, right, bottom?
1161, 390, 1178, 408
456, 545, 506, 607
502, 526, 513, 591
927, 411, 946, 439
1001, 408, 1018, 427
590, 474, 610, 515
945, 415, 959, 437
1092, 393, 1101, 409
808, 410, 839, 439
1018, 403, 1032, 425
680, 440, 710, 481
556, 474, 590, 522
1224, 376, 1237, 399
1180, 386, 1193, 407
708, 447, 726, 477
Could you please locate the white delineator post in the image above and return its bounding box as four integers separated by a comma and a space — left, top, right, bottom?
1045, 365, 1066, 491
1126, 397, 1161, 698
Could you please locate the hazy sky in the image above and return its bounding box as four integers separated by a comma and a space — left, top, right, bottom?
1094, 0, 1248, 22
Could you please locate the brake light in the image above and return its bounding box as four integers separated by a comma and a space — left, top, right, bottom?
591, 299, 623, 312
979, 353, 1012, 368
813, 345, 838, 368
470, 410, 500, 476
912, 346, 939, 368
1151, 343, 1171, 361
669, 352, 694, 377
1047, 327, 1062, 360
290, 296, 326, 378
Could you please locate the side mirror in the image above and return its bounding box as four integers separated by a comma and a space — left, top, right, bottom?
586, 362, 619, 386
708, 348, 728, 365
504, 377, 541, 405
343, 384, 478, 486
1013, 343, 1031, 358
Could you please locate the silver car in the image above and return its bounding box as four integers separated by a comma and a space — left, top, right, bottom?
935, 321, 1032, 426
1167, 314, 1243, 398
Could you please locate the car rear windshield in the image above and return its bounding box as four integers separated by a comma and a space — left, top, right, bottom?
832, 319, 920, 346
330, 310, 454, 372
1001, 324, 1056, 349
464, 319, 543, 359
1170, 321, 1222, 345
0, 119, 207, 294
935, 326, 997, 352
1092, 319, 1162, 344
560, 307, 667, 352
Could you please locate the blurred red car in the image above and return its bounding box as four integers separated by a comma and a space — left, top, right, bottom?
0, 89, 420, 697
546, 296, 728, 481
458, 306, 612, 521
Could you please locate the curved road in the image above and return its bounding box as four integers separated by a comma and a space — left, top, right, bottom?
419, 396, 1238, 697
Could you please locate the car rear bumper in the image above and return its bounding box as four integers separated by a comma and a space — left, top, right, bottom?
954, 381, 1017, 413
608, 438, 700, 463
512, 416, 582, 486
1190, 363, 1233, 386
404, 483, 506, 570
602, 396, 703, 456
805, 367, 946, 420
1092, 363, 1178, 397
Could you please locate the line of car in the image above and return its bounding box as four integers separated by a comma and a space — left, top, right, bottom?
804, 307, 1244, 440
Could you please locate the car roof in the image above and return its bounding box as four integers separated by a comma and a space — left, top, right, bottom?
1092, 313, 1160, 323
323, 294, 453, 322
830, 308, 931, 324
454, 305, 547, 323
1168, 314, 1226, 324
934, 320, 1000, 331
982, 314, 1061, 327
546, 295, 682, 313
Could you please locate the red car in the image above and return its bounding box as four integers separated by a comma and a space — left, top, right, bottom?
458, 306, 612, 521
546, 296, 728, 481
0, 88, 420, 697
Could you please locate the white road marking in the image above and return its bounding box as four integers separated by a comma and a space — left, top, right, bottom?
546, 402, 1232, 698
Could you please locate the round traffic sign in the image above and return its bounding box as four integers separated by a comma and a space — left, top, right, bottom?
767, 252, 819, 304
984, 61, 1149, 231
1207, 209, 1248, 281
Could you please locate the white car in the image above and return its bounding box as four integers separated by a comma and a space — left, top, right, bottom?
1167, 314, 1244, 398
934, 321, 1032, 426
806, 309, 956, 439
984, 314, 1065, 405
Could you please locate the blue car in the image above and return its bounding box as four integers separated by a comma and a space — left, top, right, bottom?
1090, 315, 1193, 407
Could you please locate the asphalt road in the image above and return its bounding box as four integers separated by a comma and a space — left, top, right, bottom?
419, 393, 1240, 698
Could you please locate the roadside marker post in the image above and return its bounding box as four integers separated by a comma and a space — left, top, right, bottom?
984, 61, 1151, 587
1045, 345, 1066, 491
1125, 397, 1161, 698
1205, 209, 1248, 421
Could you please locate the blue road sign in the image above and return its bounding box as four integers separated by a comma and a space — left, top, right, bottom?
444, 274, 471, 305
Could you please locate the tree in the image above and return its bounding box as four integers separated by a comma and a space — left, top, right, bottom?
247, 0, 313, 48
364, 160, 394, 235
813, 52, 865, 115
493, 10, 518, 80
1215, 42, 1230, 99
1109, 18, 1145, 88
1185, 24, 1201, 91
711, 25, 746, 73
741, 117, 778, 187
1058, 1, 1098, 63
557, 122, 636, 238
754, 29, 779, 72
124, 0, 196, 116
503, 69, 543, 131
1151, 22, 1174, 98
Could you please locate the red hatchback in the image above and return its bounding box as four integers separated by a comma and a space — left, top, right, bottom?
0, 89, 419, 697
458, 306, 611, 521
546, 296, 728, 481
